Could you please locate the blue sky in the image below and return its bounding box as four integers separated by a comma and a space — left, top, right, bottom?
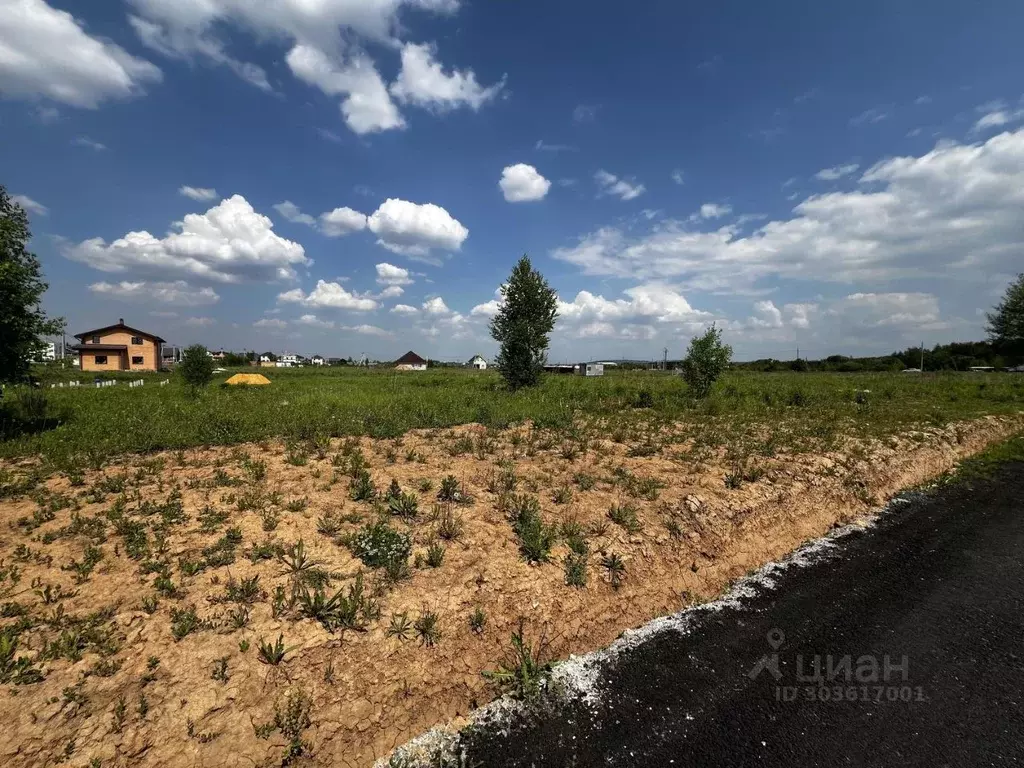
3, 0, 1023, 362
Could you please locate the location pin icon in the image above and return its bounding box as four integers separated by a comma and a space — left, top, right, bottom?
767, 628, 785, 650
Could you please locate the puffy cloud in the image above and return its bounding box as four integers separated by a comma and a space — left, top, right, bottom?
296, 314, 335, 329
390, 304, 419, 314
179, 186, 218, 202
126, 1, 486, 135
698, 202, 732, 219
286, 44, 404, 134
375, 263, 413, 286
320, 206, 367, 237
367, 198, 468, 257
0, 0, 161, 109
254, 317, 287, 329
470, 299, 500, 318
390, 42, 503, 112
557, 283, 711, 327
827, 292, 945, 329
748, 300, 783, 328
971, 102, 1024, 136
88, 280, 220, 306
279, 280, 378, 311
341, 324, 393, 337
185, 316, 215, 327
814, 163, 859, 181
785, 302, 817, 329
377, 285, 404, 298
64, 195, 309, 284
422, 296, 451, 315
273, 200, 316, 226
553, 129, 1024, 293
11, 194, 47, 216
594, 169, 645, 201
273, 201, 369, 237
499, 164, 551, 203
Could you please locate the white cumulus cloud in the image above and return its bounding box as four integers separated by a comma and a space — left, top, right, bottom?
0, 0, 161, 108
814, 163, 860, 181
499, 164, 551, 203
595, 169, 645, 201
390, 42, 503, 112
125, 1, 488, 136
319, 206, 367, 237
390, 304, 419, 315
88, 280, 220, 306
279, 280, 378, 311
64, 195, 309, 284
553, 129, 1024, 294
699, 202, 732, 219
286, 43, 404, 135
376, 262, 413, 286
367, 198, 468, 258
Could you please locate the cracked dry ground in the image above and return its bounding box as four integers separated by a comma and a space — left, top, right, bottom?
0, 414, 1020, 767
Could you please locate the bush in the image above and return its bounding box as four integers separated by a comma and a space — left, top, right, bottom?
347, 519, 411, 572
682, 325, 732, 398
178, 345, 215, 389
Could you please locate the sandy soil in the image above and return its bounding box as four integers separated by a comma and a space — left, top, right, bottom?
0, 414, 1019, 768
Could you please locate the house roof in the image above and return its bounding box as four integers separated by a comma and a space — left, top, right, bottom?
74, 319, 166, 343
469, 354, 485, 361
395, 350, 427, 364
71, 344, 128, 352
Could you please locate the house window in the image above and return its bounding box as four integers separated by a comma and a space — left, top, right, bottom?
131, 336, 142, 345
95, 356, 108, 365
132, 356, 144, 365
91, 336, 100, 344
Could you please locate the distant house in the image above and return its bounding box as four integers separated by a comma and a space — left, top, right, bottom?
577, 362, 605, 377
468, 354, 487, 370
32, 341, 56, 363
277, 353, 304, 368
395, 351, 428, 371
210, 349, 226, 361
310, 355, 326, 366
71, 319, 165, 372
259, 354, 274, 364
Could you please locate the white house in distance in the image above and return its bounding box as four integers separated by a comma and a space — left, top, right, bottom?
277, 353, 305, 367
468, 354, 487, 370
311, 355, 326, 366
395, 351, 428, 371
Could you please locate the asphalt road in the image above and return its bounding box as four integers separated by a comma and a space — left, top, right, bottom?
460, 463, 1024, 767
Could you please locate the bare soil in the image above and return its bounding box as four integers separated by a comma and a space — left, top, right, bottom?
0, 414, 1019, 768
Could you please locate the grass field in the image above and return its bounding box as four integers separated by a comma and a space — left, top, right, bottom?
2, 366, 1023, 471
0, 366, 1022, 767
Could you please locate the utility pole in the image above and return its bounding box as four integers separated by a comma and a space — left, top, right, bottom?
920, 341, 925, 372
662, 347, 668, 371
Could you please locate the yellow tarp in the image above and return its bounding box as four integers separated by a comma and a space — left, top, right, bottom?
225, 373, 271, 386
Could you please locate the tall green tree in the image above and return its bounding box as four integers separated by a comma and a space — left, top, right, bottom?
682, 324, 732, 398
178, 344, 215, 389
987, 273, 1024, 358
490, 255, 559, 390
0, 186, 63, 384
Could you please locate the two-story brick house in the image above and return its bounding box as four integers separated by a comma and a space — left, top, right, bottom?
71, 319, 166, 372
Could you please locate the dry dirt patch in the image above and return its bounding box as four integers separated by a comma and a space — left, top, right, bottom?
0, 414, 1019, 767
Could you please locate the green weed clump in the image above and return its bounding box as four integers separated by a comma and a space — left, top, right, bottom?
346, 520, 411, 576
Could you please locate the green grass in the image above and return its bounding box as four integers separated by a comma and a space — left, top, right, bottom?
2, 366, 1022, 469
